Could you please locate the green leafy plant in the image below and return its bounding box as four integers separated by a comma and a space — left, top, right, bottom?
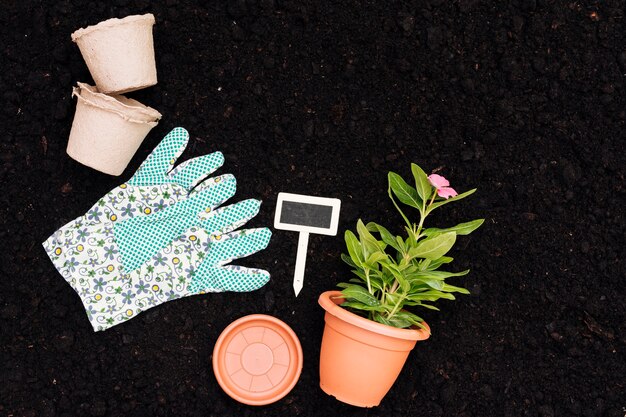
338, 163, 483, 330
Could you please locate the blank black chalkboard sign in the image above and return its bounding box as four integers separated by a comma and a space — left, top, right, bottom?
274, 192, 341, 296
274, 193, 340, 236
280, 200, 334, 229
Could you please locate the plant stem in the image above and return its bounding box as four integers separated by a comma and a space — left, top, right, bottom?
387, 293, 406, 320
365, 269, 372, 294
415, 190, 437, 240
424, 191, 437, 216
381, 283, 387, 304
388, 185, 413, 230
415, 214, 425, 241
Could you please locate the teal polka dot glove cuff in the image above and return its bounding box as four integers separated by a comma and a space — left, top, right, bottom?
43, 128, 272, 331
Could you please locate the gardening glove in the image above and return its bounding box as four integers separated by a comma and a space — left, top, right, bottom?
48, 127, 235, 270
43, 127, 272, 331
60, 127, 228, 229
45, 214, 271, 331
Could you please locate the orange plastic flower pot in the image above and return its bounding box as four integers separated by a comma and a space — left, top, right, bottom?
318, 290, 430, 407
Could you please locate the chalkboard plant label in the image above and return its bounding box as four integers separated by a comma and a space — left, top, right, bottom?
318, 163, 483, 407
274, 193, 341, 296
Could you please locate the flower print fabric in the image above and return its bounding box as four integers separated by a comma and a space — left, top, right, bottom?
43, 128, 272, 331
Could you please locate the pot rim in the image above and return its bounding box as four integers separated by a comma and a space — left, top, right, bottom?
319, 290, 430, 341
73, 83, 161, 126
71, 14, 155, 41
76, 82, 161, 121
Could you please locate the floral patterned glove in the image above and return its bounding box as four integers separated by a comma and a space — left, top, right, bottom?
60, 127, 230, 233
43, 127, 272, 331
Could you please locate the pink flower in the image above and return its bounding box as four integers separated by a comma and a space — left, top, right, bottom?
428, 174, 458, 199
436, 187, 458, 199
427, 174, 449, 188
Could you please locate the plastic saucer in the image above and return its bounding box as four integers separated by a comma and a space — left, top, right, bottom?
212, 314, 303, 405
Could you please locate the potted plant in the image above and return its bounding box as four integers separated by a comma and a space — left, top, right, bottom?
318, 163, 483, 407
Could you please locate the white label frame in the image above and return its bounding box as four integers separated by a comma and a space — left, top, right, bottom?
273, 192, 342, 296
274, 192, 341, 236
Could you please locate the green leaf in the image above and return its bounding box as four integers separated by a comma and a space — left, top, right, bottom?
429, 188, 477, 211
393, 310, 425, 325
388, 171, 422, 210
420, 279, 444, 290
341, 284, 380, 306
387, 317, 413, 329
427, 256, 453, 270
369, 278, 385, 292
379, 268, 396, 288
410, 232, 457, 260
341, 253, 357, 268
366, 252, 389, 267
387, 264, 411, 293
409, 269, 470, 280
345, 272, 385, 291
416, 303, 440, 311
411, 163, 432, 202
358, 271, 383, 289
345, 230, 364, 266
341, 301, 386, 312
375, 310, 426, 329
414, 321, 429, 331
404, 226, 415, 240
371, 313, 392, 327
408, 290, 456, 301
385, 292, 401, 305
405, 235, 415, 250
423, 219, 485, 237
396, 236, 407, 253
372, 312, 412, 329
356, 219, 384, 257
418, 259, 431, 271
349, 269, 367, 281
356, 219, 375, 242
367, 222, 400, 252
442, 283, 471, 294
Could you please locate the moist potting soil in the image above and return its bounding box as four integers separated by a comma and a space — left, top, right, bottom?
1, 1, 624, 416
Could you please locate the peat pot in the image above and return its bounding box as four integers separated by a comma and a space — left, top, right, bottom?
318, 290, 431, 407
71, 14, 157, 94
67, 83, 161, 176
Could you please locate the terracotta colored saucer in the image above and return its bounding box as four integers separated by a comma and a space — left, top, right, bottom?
212, 314, 303, 405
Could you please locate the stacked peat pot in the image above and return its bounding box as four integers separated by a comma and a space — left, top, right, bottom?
68, 14, 162, 176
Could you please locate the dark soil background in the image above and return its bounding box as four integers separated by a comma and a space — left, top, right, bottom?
1, 0, 625, 416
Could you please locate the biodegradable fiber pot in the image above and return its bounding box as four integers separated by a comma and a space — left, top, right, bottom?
318, 291, 431, 407
67, 83, 161, 176
71, 14, 157, 94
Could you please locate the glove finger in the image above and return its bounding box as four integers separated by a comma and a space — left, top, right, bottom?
185, 174, 237, 213
130, 127, 189, 184
114, 173, 235, 227
114, 175, 237, 271
198, 199, 261, 236
188, 228, 272, 293
208, 227, 272, 264
192, 266, 270, 293
168, 151, 225, 190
